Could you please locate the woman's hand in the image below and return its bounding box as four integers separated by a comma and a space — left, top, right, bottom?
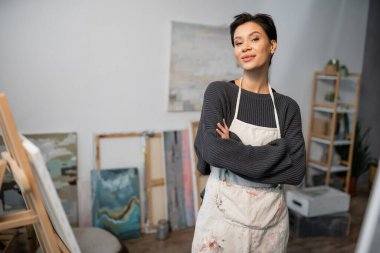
216, 119, 230, 139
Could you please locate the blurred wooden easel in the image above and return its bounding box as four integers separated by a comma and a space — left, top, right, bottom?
0, 93, 68, 252
0, 159, 17, 252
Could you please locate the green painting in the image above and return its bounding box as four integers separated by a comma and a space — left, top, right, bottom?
0, 133, 78, 225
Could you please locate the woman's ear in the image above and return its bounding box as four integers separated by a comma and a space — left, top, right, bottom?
271, 40, 277, 54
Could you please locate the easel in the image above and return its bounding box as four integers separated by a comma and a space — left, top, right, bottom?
0, 159, 17, 253
0, 229, 18, 253
0, 93, 68, 252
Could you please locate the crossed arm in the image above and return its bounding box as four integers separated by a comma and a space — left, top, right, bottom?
216, 118, 230, 139
194, 83, 306, 185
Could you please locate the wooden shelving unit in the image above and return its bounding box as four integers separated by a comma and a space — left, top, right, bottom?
306, 71, 361, 192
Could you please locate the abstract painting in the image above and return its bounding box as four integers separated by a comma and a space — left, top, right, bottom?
92, 168, 141, 240
22, 137, 81, 253
168, 21, 241, 111
163, 130, 195, 230
25, 132, 78, 226
95, 134, 147, 233
0, 132, 78, 226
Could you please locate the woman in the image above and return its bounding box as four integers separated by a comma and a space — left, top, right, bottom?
192, 13, 306, 252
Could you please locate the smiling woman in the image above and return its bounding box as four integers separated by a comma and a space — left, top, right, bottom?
232, 21, 277, 76
192, 13, 306, 253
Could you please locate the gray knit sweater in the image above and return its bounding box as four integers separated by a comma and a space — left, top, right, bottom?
194, 81, 306, 185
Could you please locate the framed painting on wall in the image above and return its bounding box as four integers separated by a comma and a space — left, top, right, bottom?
168, 21, 241, 112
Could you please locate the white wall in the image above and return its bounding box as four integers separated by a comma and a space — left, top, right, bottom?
0, 0, 369, 226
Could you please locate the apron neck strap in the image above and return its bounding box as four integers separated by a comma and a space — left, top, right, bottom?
268, 83, 281, 137
233, 77, 243, 120
234, 77, 281, 137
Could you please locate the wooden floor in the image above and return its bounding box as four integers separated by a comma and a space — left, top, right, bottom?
124, 182, 371, 253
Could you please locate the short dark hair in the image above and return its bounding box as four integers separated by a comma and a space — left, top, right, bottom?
230, 13, 277, 65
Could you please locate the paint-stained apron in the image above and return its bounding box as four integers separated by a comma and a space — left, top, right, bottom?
192, 82, 289, 253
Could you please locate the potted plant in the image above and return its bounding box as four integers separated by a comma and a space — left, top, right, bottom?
335, 121, 376, 195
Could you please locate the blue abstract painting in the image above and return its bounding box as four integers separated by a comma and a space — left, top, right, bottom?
92, 168, 140, 240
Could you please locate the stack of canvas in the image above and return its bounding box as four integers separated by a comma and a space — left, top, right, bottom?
286, 186, 351, 237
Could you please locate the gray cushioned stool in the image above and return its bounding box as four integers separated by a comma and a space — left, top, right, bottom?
73, 227, 129, 253
37, 227, 129, 253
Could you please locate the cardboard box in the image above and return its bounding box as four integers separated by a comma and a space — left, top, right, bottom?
286, 186, 350, 217
289, 209, 350, 237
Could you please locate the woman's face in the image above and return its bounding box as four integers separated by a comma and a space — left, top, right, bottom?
233, 22, 276, 71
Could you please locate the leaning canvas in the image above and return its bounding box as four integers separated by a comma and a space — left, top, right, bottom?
95, 134, 147, 232
92, 168, 141, 240
24, 132, 78, 225
22, 136, 81, 253
163, 130, 195, 230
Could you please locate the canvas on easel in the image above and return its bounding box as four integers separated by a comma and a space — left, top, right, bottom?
25, 132, 79, 226
22, 137, 80, 252
0, 132, 79, 226
0, 93, 69, 252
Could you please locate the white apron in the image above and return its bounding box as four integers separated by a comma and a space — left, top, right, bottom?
192, 81, 289, 253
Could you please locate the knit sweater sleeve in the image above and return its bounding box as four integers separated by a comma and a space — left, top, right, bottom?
194, 82, 306, 185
